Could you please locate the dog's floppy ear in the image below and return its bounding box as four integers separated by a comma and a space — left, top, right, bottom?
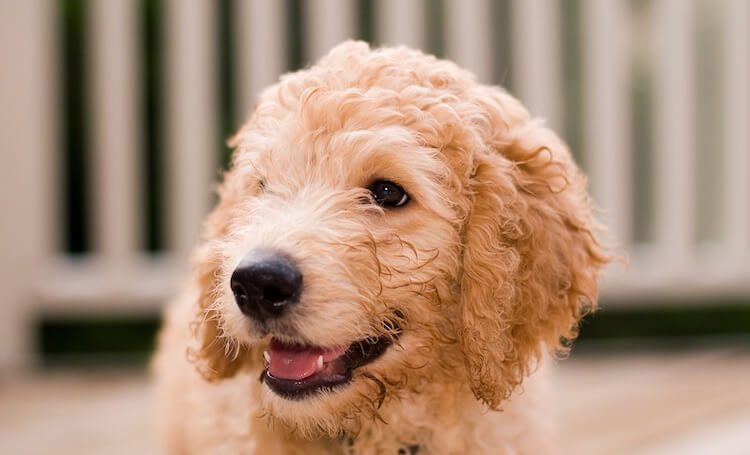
189, 181, 253, 381
458, 105, 608, 409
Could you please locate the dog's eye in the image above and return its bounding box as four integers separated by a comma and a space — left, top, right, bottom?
369, 180, 409, 208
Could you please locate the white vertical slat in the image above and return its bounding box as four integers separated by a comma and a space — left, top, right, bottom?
235, 0, 287, 119
304, 0, 355, 63
722, 0, 750, 265
375, 0, 425, 49
581, 0, 632, 246
165, 0, 218, 254
652, 0, 696, 266
511, 0, 563, 130
89, 0, 141, 258
0, 0, 57, 371
444, 0, 492, 83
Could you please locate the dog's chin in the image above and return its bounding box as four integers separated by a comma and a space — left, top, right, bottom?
257, 325, 401, 437
259, 351, 396, 439
258, 314, 402, 400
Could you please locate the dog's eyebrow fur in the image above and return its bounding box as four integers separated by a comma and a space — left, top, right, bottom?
341, 144, 456, 220
235, 122, 461, 223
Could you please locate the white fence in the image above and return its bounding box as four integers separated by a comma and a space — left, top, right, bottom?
1, 0, 749, 371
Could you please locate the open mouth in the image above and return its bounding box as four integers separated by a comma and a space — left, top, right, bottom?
261, 332, 396, 400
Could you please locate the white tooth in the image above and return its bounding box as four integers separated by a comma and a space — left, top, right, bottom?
263, 351, 270, 363
316, 355, 324, 370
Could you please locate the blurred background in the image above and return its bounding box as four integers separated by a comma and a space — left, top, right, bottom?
1, 0, 749, 454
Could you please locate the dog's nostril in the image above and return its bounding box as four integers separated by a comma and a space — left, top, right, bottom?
230, 250, 302, 322
263, 286, 288, 304
231, 283, 248, 302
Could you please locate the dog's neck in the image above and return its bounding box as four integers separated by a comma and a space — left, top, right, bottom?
338, 377, 484, 454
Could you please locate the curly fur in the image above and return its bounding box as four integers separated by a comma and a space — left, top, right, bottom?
154, 41, 608, 454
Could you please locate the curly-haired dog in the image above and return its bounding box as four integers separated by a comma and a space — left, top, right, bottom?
154, 41, 607, 454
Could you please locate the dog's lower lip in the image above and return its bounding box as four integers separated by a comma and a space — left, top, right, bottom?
262, 369, 352, 400
262, 333, 396, 400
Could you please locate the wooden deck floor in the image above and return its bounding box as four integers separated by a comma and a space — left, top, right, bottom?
557, 347, 750, 454
2, 347, 749, 454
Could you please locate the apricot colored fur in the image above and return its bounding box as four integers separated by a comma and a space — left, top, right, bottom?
154, 42, 607, 454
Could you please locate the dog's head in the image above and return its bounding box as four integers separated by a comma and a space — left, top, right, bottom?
189, 42, 607, 437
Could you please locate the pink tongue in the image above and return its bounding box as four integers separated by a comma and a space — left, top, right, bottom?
267, 340, 346, 381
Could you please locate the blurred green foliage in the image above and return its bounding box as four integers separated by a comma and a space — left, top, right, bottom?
38, 303, 750, 367
60, 0, 89, 254
39, 316, 160, 367
142, 0, 164, 252
580, 302, 750, 340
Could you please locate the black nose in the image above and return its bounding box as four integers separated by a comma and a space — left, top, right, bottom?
230, 250, 302, 322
